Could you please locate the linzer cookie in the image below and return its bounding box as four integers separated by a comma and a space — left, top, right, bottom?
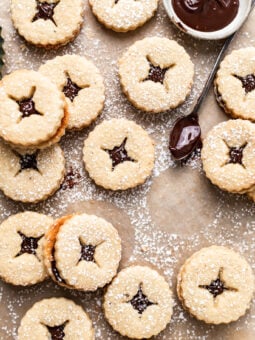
44, 213, 121, 291
39, 54, 105, 130
11, 0, 84, 48
177, 246, 254, 324
119, 37, 194, 113
215, 47, 255, 121
0, 70, 68, 149
83, 119, 155, 190
201, 119, 255, 193
89, 0, 159, 32
0, 212, 53, 286
18, 297, 94, 340
103, 265, 173, 339
0, 140, 65, 203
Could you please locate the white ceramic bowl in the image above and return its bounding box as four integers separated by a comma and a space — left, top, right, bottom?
163, 0, 252, 40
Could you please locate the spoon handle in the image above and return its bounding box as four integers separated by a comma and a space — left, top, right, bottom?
192, 1, 255, 115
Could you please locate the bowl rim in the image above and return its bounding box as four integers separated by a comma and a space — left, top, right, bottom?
163, 0, 252, 40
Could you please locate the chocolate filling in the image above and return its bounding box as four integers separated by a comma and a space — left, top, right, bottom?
51, 249, 66, 284
128, 284, 155, 314
15, 232, 43, 257
18, 98, 42, 119
62, 77, 82, 102
104, 138, 135, 170
229, 146, 245, 165
47, 321, 68, 340
33, 1, 58, 25
234, 74, 255, 94
79, 240, 96, 263
144, 63, 169, 84
18, 152, 39, 172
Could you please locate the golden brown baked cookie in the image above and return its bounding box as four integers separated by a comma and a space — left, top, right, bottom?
11, 0, 84, 48
0, 69, 67, 149
83, 118, 155, 190
89, 0, 159, 32
215, 47, 255, 121
0, 212, 53, 286
201, 119, 255, 193
177, 246, 254, 324
0, 140, 65, 203
18, 298, 94, 339
44, 213, 122, 291
39, 54, 105, 130
119, 37, 194, 113
104, 265, 173, 339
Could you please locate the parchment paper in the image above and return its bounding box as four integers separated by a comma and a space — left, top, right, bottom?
0, 1, 254, 339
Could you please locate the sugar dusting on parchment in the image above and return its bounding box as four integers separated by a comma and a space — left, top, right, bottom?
0, 1, 254, 339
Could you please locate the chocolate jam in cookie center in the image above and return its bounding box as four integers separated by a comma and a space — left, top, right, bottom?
104, 138, 135, 170
229, 146, 245, 165
47, 321, 68, 340
234, 74, 255, 94
128, 285, 154, 314
19, 152, 39, 172
79, 239, 96, 263
145, 63, 169, 84
33, 1, 58, 24
18, 98, 42, 119
63, 77, 82, 102
16, 232, 43, 257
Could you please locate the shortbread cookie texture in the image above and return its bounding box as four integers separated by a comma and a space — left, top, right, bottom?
215, 47, 255, 121
119, 37, 194, 113
0, 70, 67, 149
201, 119, 255, 194
89, 0, 159, 32
104, 265, 173, 339
177, 246, 254, 324
44, 214, 121, 291
0, 212, 53, 286
39, 54, 105, 130
83, 119, 155, 190
0, 140, 65, 203
11, 0, 84, 48
18, 298, 94, 340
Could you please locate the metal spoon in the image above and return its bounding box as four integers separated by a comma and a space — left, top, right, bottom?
169, 2, 254, 161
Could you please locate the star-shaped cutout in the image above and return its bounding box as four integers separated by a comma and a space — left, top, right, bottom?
128, 284, 155, 314
15, 231, 43, 257
228, 145, 246, 165
234, 74, 255, 94
199, 268, 237, 298
46, 321, 68, 340
14, 87, 43, 120
13, 151, 40, 175
78, 238, 96, 263
62, 76, 83, 102
104, 138, 135, 170
143, 57, 170, 84
32, 1, 58, 25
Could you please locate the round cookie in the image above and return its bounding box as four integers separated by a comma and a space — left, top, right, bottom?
0, 212, 53, 286
44, 213, 122, 291
39, 54, 105, 130
18, 297, 94, 340
119, 37, 194, 113
11, 0, 84, 48
83, 118, 155, 190
89, 0, 159, 32
0, 70, 68, 149
0, 140, 65, 203
177, 246, 254, 324
103, 265, 173, 339
215, 47, 255, 121
201, 119, 255, 193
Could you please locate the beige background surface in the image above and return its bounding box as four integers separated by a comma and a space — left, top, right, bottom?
0, 0, 254, 339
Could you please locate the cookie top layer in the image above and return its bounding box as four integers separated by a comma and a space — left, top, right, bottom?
0, 212, 53, 286
11, 0, 84, 48
201, 119, 255, 193
177, 246, 254, 324
0, 140, 65, 203
83, 118, 155, 190
89, 0, 159, 32
39, 54, 105, 130
18, 297, 95, 340
215, 47, 255, 121
104, 265, 173, 339
119, 37, 194, 113
0, 70, 66, 148
44, 213, 122, 291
